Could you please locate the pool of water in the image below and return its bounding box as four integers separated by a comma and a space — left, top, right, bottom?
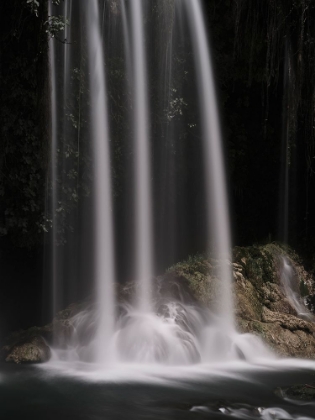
1, 360, 315, 420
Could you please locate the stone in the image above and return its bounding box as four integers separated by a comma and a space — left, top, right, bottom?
4, 335, 51, 364
168, 243, 315, 358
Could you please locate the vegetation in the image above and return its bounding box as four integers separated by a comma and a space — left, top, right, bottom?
0, 0, 50, 247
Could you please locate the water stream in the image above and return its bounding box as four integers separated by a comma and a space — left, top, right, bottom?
47, 0, 294, 368
3, 2, 314, 418
84, 0, 116, 363
130, 0, 154, 313
48, 0, 58, 321
46, 0, 272, 365
184, 0, 234, 332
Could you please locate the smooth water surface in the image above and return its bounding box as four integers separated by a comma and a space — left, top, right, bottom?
1, 361, 315, 420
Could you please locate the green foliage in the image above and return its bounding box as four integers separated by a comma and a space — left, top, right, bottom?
168, 253, 206, 274
27, 0, 40, 16
0, 0, 49, 247
45, 15, 69, 39
47, 57, 93, 245
0, 0, 70, 247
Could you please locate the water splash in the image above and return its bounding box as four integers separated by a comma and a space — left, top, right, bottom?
280, 256, 313, 321
114, 303, 201, 365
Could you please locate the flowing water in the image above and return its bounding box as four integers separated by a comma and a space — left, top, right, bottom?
184, 0, 234, 332
44, 0, 313, 388
2, 1, 315, 418
1, 361, 315, 419
46, 0, 270, 367
130, 0, 154, 313
84, 0, 116, 363
48, 1, 58, 321
280, 257, 314, 321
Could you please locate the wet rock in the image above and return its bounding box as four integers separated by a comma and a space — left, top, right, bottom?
168, 244, 315, 358
276, 383, 315, 401
166, 254, 221, 311
0, 300, 88, 364
3, 336, 51, 364
232, 245, 315, 357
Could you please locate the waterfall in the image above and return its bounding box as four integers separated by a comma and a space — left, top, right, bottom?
280, 257, 313, 321
183, 0, 234, 331
84, 0, 116, 363
46, 0, 274, 368
48, 1, 58, 322
130, 0, 154, 313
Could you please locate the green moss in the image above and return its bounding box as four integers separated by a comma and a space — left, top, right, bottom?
234, 243, 284, 286
167, 254, 215, 305
252, 321, 265, 335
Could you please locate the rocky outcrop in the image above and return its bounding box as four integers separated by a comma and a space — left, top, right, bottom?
2, 243, 315, 362
168, 244, 315, 358
2, 335, 51, 364
233, 245, 315, 357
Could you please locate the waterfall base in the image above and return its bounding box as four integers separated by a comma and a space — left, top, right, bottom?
49, 299, 273, 367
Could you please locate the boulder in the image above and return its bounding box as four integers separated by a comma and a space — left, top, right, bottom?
0, 301, 87, 364
3, 335, 51, 364
168, 244, 315, 358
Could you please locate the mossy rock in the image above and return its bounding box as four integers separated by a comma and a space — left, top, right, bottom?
167, 254, 219, 307
3, 336, 51, 364
167, 244, 315, 358
233, 244, 283, 287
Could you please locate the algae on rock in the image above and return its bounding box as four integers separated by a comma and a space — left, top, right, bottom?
168, 244, 315, 358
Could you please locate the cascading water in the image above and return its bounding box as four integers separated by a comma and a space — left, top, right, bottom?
48, 0, 271, 368
48, 1, 58, 322
130, 0, 154, 313
84, 0, 116, 363
8, 3, 315, 419
184, 0, 234, 332
280, 257, 313, 321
